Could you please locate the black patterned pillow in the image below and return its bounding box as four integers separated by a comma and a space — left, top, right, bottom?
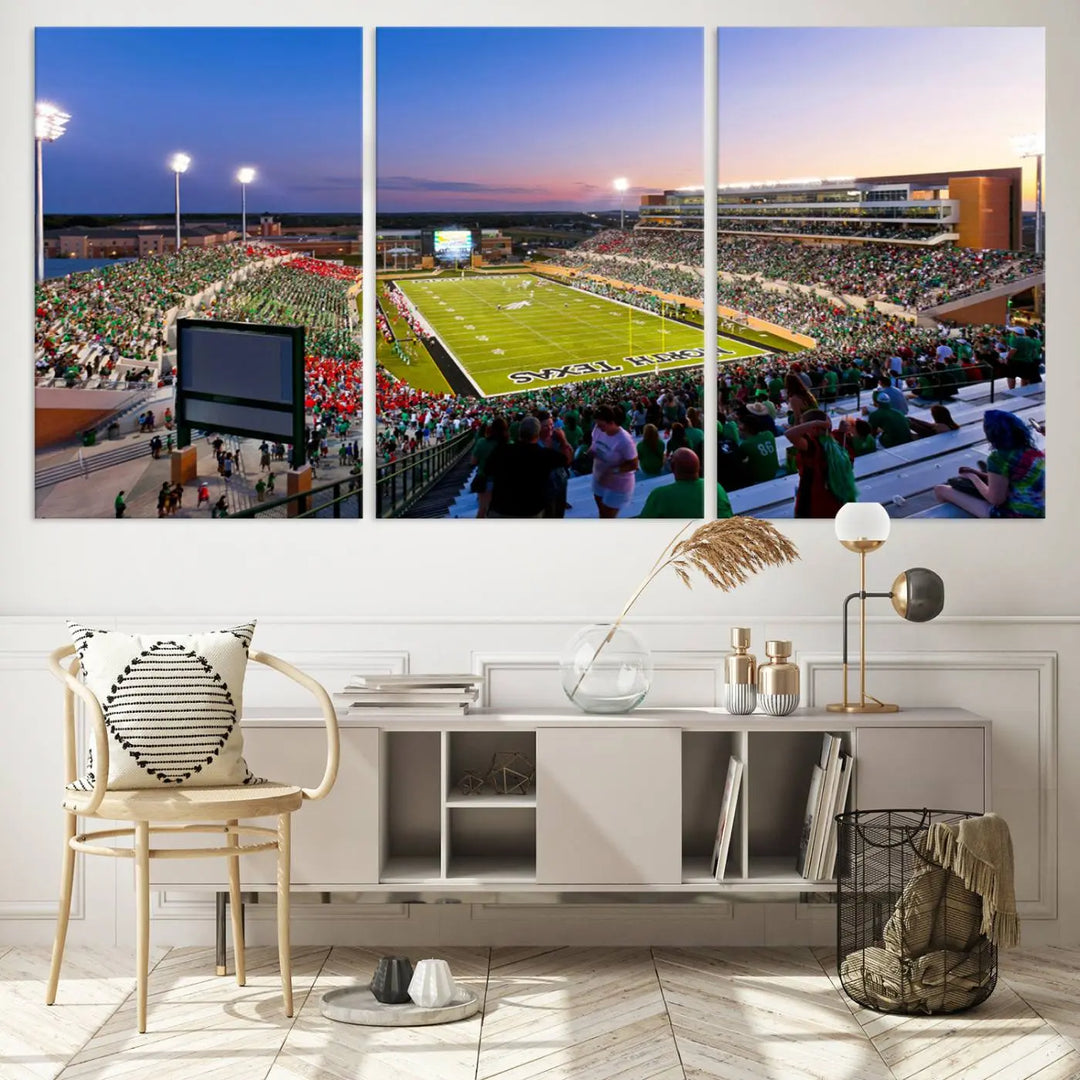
66, 621, 263, 789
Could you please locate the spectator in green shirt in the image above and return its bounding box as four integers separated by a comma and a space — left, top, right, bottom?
1006, 331, 1042, 388
636, 424, 667, 478
867, 392, 913, 447
560, 409, 582, 449
841, 418, 878, 457
739, 405, 780, 485
684, 408, 706, 456
638, 448, 733, 519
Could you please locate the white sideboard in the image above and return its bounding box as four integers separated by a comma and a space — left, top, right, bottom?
152, 706, 990, 897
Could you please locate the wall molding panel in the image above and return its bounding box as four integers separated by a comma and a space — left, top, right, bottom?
2, 615, 1073, 947
801, 649, 1057, 920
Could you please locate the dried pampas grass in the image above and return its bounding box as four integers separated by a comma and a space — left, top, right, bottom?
569, 517, 800, 702
668, 518, 800, 594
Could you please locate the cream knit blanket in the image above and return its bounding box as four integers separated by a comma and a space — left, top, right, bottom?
924, 812, 1019, 949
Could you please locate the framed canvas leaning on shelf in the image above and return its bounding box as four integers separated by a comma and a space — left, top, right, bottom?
711, 756, 744, 881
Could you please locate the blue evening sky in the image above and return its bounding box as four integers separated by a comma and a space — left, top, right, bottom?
35, 28, 362, 213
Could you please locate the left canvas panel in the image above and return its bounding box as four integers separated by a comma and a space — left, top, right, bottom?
33, 27, 364, 519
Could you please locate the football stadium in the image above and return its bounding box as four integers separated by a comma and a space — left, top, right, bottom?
34, 169, 1045, 522
371, 180, 1044, 520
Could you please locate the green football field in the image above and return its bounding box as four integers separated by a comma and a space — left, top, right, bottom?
394, 274, 767, 397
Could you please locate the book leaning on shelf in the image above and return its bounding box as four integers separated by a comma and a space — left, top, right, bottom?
797, 735, 854, 880
796, 764, 825, 879
820, 754, 853, 881
711, 756, 744, 881
807, 734, 842, 881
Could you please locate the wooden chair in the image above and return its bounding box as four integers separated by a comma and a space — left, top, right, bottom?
45, 644, 339, 1033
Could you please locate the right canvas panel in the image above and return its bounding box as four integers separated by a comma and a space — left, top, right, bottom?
716, 27, 1045, 520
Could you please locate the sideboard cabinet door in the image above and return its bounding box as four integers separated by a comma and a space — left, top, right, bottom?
244, 726, 380, 887
854, 726, 986, 814
149, 726, 380, 888
536, 728, 681, 885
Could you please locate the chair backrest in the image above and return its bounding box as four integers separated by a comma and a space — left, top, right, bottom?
49, 644, 340, 813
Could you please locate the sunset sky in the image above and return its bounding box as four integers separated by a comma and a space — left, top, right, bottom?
34, 26, 1044, 215
376, 28, 703, 212
35, 28, 362, 214
719, 27, 1045, 209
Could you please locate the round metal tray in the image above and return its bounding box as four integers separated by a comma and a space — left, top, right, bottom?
320, 984, 480, 1026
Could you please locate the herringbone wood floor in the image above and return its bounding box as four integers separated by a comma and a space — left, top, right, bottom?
2, 945, 1078, 1080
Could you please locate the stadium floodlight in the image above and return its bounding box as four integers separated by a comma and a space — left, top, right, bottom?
613, 177, 630, 231
1011, 133, 1045, 255
35, 103, 71, 282
35, 102, 71, 142
236, 167, 256, 245
170, 153, 191, 253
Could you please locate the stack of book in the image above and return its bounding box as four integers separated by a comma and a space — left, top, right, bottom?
333, 674, 482, 715
796, 734, 854, 882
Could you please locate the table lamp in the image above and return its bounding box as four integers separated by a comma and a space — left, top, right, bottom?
828, 502, 945, 713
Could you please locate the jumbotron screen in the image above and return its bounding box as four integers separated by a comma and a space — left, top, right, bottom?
433, 229, 475, 261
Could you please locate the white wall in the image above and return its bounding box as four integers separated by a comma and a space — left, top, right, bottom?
1, 0, 1077, 947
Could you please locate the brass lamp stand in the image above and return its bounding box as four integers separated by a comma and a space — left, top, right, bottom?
827, 502, 946, 713
828, 537, 898, 713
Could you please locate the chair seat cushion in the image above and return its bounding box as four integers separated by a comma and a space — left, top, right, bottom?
67, 621, 263, 790
62, 781, 302, 822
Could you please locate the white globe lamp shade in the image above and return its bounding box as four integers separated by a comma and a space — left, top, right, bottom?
834, 502, 890, 553
170, 153, 191, 174
237, 167, 256, 184
613, 177, 629, 192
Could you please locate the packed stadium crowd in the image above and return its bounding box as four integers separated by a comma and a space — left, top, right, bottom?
381, 283, 434, 342
549, 244, 1042, 391
34, 245, 274, 380
33, 228, 1044, 519
561, 229, 1043, 310
718, 220, 951, 241
194, 258, 364, 424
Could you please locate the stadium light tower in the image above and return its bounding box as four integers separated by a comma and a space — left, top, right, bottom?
35, 102, 71, 283
613, 177, 629, 231
170, 153, 191, 253
236, 166, 256, 244
1011, 133, 1045, 256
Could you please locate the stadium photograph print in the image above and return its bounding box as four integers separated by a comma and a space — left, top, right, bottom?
374, 27, 709, 520
33, 27, 363, 520
713, 26, 1045, 521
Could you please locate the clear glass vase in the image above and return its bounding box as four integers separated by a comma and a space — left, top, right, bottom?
560, 623, 653, 713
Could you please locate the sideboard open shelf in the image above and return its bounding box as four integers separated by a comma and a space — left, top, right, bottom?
178, 706, 992, 899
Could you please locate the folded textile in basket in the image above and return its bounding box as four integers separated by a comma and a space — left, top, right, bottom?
883, 864, 984, 958
924, 813, 1019, 949
840, 943, 995, 1014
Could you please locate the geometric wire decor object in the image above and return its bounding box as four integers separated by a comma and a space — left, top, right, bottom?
485, 752, 534, 795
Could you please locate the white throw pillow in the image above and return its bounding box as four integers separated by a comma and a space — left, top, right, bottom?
66, 621, 263, 790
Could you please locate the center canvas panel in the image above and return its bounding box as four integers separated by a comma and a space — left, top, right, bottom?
375, 28, 708, 520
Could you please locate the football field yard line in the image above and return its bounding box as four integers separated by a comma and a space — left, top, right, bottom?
394, 274, 767, 397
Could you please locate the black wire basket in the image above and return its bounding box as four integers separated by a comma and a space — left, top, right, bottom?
835, 809, 997, 1015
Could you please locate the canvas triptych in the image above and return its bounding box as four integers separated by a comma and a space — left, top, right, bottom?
33, 27, 1045, 521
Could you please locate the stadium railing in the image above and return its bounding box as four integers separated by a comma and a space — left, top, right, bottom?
228, 473, 362, 519
376, 429, 475, 518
